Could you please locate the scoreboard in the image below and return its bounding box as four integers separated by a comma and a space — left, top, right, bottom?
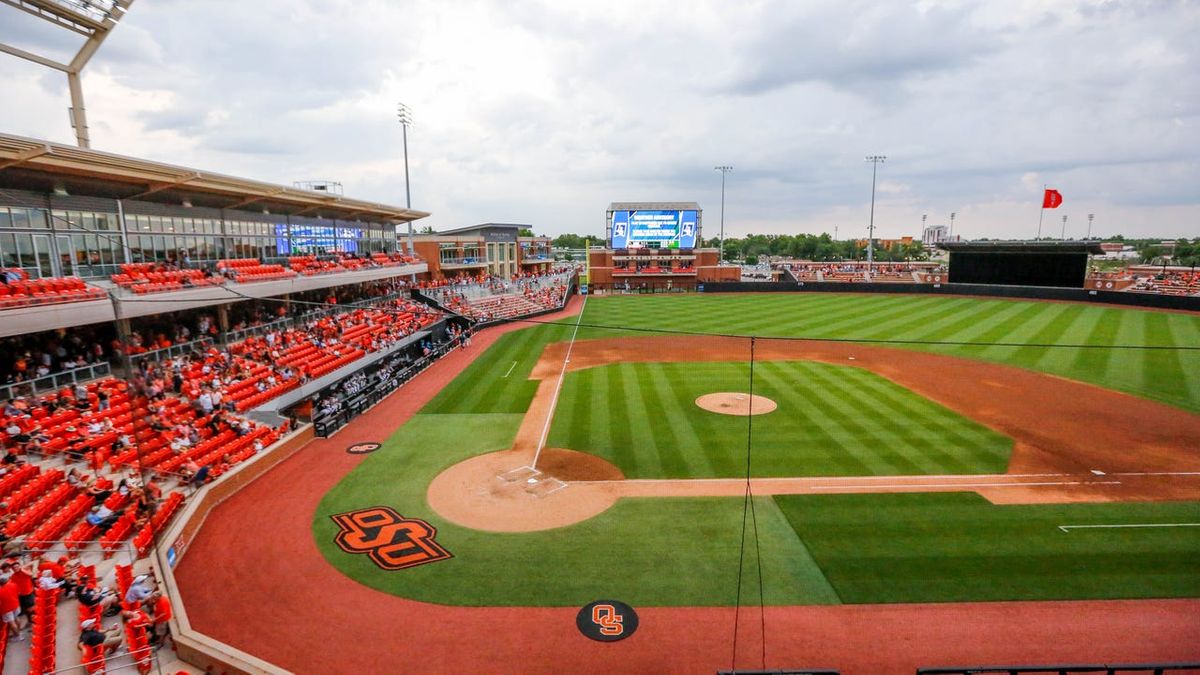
609, 209, 699, 249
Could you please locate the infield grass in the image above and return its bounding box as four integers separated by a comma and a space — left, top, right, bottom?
547, 360, 1012, 478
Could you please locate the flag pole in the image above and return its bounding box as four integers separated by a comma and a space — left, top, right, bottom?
1036, 183, 1046, 239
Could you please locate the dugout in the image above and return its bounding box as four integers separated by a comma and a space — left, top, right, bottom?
939, 241, 1104, 288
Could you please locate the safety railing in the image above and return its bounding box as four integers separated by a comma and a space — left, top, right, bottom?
0, 361, 112, 400
128, 337, 214, 369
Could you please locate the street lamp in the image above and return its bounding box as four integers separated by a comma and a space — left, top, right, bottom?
1087, 213, 1095, 240
714, 165, 733, 264
865, 155, 886, 266
397, 102, 414, 255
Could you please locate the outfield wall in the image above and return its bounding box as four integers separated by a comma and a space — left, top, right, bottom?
696, 281, 1200, 312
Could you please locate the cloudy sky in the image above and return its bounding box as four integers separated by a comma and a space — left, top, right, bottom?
1, 0, 1197, 240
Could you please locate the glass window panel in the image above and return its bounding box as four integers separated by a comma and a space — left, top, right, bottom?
14, 232, 34, 268
0, 233, 14, 266
82, 212, 96, 231
11, 209, 30, 229
0, 209, 9, 228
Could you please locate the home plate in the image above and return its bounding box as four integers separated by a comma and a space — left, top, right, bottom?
525, 476, 567, 498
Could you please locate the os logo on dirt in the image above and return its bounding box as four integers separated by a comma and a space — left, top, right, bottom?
576, 599, 638, 642
346, 442, 381, 454
331, 506, 452, 571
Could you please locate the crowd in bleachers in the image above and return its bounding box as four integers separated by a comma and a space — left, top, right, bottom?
775, 262, 942, 282
1121, 270, 1200, 296
3, 334, 109, 386
423, 269, 573, 322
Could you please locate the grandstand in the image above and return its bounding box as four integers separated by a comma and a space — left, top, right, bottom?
0, 131, 587, 673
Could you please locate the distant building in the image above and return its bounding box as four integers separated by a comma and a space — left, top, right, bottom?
922, 225, 949, 246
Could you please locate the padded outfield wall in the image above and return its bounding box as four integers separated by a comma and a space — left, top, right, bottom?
697, 280, 1200, 312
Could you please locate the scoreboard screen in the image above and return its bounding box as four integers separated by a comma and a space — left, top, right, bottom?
610, 210, 698, 249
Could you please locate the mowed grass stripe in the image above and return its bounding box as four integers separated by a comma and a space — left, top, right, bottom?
848, 368, 1011, 473
663, 363, 728, 476
646, 363, 710, 477
755, 362, 901, 475
750, 363, 874, 476
801, 362, 940, 473
854, 295, 992, 341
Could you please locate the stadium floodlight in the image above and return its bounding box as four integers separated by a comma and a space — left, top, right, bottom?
865, 155, 886, 265
1061, 214, 1068, 240
1087, 213, 1095, 240
714, 165, 733, 264
0, 0, 135, 148
397, 102, 414, 255
950, 212, 956, 239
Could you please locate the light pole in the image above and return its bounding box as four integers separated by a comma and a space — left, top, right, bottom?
1061, 214, 1068, 240
865, 155, 886, 266
949, 212, 957, 241
397, 102, 414, 255
1087, 213, 1095, 240
714, 165, 733, 264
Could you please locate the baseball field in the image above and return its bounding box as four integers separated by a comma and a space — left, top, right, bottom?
174, 292, 1200, 673
314, 293, 1200, 606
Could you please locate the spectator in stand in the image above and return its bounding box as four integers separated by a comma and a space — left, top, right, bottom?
147, 590, 172, 644
4, 559, 35, 629
78, 618, 123, 655
124, 574, 155, 606
0, 574, 22, 641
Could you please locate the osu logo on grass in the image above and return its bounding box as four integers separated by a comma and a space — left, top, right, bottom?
331, 506, 452, 571
576, 599, 639, 642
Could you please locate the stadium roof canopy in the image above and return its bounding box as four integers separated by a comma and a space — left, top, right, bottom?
0, 132, 429, 223
938, 240, 1105, 254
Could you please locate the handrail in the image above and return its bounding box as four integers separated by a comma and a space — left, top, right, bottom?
0, 361, 112, 400
128, 337, 214, 368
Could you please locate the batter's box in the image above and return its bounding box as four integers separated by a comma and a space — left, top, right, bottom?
525, 476, 567, 498
498, 465, 541, 483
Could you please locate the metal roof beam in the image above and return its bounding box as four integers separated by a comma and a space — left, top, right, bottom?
223, 188, 285, 210
126, 171, 201, 199
0, 143, 53, 170
0, 41, 70, 71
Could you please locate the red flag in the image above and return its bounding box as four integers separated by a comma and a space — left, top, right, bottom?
1042, 189, 1063, 209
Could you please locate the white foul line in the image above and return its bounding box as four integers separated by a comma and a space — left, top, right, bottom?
811, 480, 1122, 490
1058, 523, 1200, 533
529, 295, 587, 471
501, 361, 518, 378
1110, 471, 1200, 476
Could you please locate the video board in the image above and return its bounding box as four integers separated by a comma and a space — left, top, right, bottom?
610, 210, 698, 249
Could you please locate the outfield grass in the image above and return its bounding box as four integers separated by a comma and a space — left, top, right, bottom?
574, 294, 1200, 412
547, 360, 1012, 478
774, 492, 1200, 603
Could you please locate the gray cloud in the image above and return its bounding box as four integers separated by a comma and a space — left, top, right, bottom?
0, 0, 1196, 239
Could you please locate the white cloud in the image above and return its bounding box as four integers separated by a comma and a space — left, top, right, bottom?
0, 0, 1196, 239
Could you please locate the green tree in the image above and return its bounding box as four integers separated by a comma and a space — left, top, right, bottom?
518, 228, 536, 237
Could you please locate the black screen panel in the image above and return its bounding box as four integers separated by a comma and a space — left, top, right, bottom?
948, 252, 1087, 288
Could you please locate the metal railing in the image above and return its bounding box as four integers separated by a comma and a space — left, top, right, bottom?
0, 361, 112, 400
221, 292, 411, 344
128, 336, 215, 368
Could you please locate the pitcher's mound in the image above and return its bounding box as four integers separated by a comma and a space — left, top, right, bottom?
695, 392, 777, 416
